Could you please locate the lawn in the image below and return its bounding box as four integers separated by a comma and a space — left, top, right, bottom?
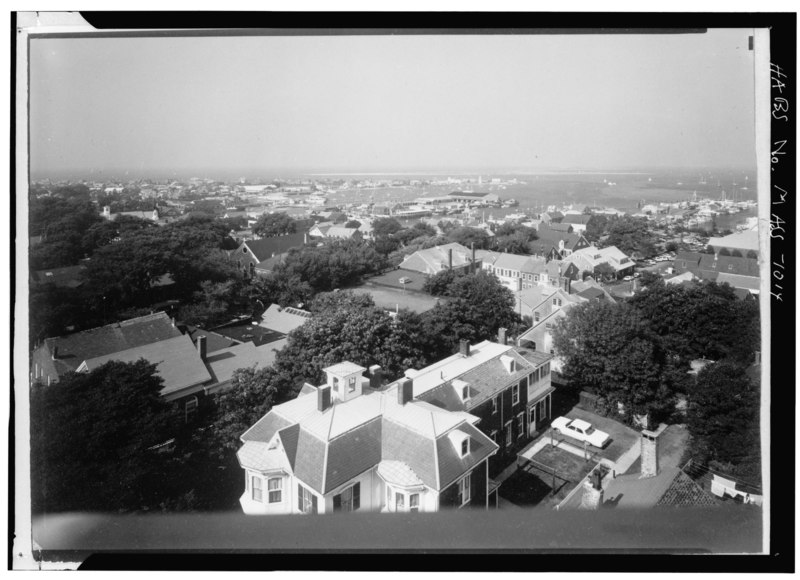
498, 444, 596, 508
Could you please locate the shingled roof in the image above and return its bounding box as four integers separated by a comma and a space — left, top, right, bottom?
238, 375, 498, 495
241, 233, 307, 262
39, 312, 183, 379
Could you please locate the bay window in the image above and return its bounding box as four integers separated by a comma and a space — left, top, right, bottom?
267, 477, 282, 503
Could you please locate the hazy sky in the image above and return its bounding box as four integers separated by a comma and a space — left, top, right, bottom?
29, 29, 757, 178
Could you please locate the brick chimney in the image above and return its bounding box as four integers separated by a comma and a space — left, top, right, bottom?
369, 365, 383, 389
459, 340, 471, 357
197, 335, 207, 360
580, 469, 604, 509
397, 378, 413, 406
640, 423, 667, 479
317, 385, 332, 412
498, 327, 507, 345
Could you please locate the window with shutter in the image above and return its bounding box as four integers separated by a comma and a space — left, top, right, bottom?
333, 482, 361, 512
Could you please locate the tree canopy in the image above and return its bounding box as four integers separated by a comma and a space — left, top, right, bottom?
30, 360, 177, 513
627, 280, 760, 365
372, 217, 404, 238
552, 301, 682, 422
446, 226, 491, 250
687, 360, 760, 482
252, 212, 297, 238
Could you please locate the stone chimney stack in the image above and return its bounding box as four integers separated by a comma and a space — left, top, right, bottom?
397, 378, 413, 406
498, 327, 507, 345
369, 365, 383, 389
640, 423, 667, 479
459, 340, 471, 357
197, 335, 207, 360
580, 470, 604, 509
317, 385, 332, 412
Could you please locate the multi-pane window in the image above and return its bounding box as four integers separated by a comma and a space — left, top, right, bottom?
517, 413, 525, 439
534, 312, 540, 323
185, 397, 198, 423
512, 384, 520, 405
267, 477, 282, 503
348, 376, 356, 392
458, 473, 471, 507
298, 484, 317, 514
409, 493, 420, 512
492, 396, 498, 414
396, 492, 405, 511
334, 482, 361, 512
462, 385, 470, 401
505, 422, 512, 447
252, 476, 262, 502
461, 438, 470, 457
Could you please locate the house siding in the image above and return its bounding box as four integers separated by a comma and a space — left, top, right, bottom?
438, 460, 489, 509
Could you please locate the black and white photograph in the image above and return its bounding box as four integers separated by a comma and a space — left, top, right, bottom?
12, 9, 793, 572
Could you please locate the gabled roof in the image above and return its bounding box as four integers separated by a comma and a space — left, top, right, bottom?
416, 349, 541, 411
41, 312, 183, 377
259, 303, 312, 335
398, 243, 474, 275
715, 273, 761, 291
561, 214, 591, 225
708, 229, 759, 253
324, 226, 359, 239
81, 334, 212, 396
241, 233, 307, 262
697, 254, 759, 278
204, 338, 287, 387
30, 264, 87, 288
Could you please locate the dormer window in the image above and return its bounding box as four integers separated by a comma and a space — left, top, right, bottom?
460, 438, 470, 457
332, 376, 339, 392
534, 312, 540, 322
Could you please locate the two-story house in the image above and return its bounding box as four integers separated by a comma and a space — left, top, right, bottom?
233, 233, 308, 277
476, 250, 579, 293
237, 362, 499, 515
517, 283, 614, 372
530, 226, 591, 260
398, 243, 479, 276
566, 245, 635, 279
405, 339, 554, 476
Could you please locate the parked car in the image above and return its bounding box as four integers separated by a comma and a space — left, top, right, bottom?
551, 417, 610, 448
623, 275, 634, 281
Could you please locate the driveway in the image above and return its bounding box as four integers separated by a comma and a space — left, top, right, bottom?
563, 407, 640, 464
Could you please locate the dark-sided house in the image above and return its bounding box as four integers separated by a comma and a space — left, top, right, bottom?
531, 225, 591, 260
407, 338, 554, 476
672, 251, 760, 296
30, 264, 88, 289
233, 233, 308, 277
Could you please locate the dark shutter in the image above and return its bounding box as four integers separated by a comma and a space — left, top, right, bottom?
298, 484, 303, 512
353, 482, 360, 511
333, 493, 342, 512
311, 494, 318, 514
